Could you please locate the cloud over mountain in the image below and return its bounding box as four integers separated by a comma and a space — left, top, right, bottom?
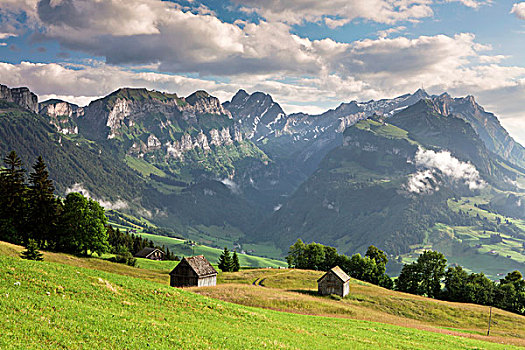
406, 148, 486, 194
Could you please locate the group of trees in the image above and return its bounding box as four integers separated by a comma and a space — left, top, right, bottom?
0, 151, 108, 256
0, 151, 186, 266
287, 239, 525, 315
107, 225, 179, 266
396, 250, 525, 315
217, 247, 240, 272
286, 239, 393, 289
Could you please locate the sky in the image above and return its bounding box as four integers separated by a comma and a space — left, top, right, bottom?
0, 0, 524, 142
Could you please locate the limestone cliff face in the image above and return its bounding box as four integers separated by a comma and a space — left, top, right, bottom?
164, 127, 238, 160
0, 84, 38, 113
80, 88, 232, 141
39, 100, 83, 134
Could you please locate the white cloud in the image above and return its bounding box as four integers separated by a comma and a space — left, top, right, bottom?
446, 0, 491, 9
234, 0, 435, 25
511, 2, 525, 20
406, 148, 486, 194
377, 26, 407, 39
65, 183, 128, 210
0, 33, 17, 39
0, 61, 234, 106
234, 0, 490, 25
220, 178, 241, 194
478, 55, 508, 63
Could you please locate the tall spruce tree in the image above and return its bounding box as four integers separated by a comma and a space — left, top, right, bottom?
218, 247, 233, 272
232, 251, 240, 272
0, 151, 27, 244
27, 156, 59, 248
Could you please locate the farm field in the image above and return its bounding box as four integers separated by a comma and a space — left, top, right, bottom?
0, 242, 522, 349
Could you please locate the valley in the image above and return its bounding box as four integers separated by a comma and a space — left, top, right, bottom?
1, 83, 525, 279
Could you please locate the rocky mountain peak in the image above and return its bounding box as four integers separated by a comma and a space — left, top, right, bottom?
230, 89, 250, 104
185, 90, 211, 105
39, 99, 83, 135
0, 84, 38, 113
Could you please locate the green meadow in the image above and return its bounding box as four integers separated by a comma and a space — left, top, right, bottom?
0, 250, 521, 349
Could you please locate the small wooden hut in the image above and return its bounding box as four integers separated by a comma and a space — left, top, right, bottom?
169, 255, 217, 287
317, 266, 350, 298
134, 247, 165, 261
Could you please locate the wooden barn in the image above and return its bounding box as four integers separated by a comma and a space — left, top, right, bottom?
317, 266, 350, 298
169, 255, 217, 287
134, 247, 165, 261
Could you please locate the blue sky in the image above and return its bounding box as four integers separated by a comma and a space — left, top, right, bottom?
1, 0, 524, 142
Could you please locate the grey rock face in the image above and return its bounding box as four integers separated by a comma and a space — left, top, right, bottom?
0, 84, 38, 113
39, 99, 83, 134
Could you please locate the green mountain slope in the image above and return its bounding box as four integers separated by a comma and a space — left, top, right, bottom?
0, 100, 145, 204
259, 101, 525, 276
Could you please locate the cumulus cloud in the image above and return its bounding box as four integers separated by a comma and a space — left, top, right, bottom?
234, 0, 435, 26
234, 0, 491, 25
406, 148, 486, 194
0, 61, 235, 106
511, 2, 525, 19
445, 0, 492, 9
65, 183, 128, 210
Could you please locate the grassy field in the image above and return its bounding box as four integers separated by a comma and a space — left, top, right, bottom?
195, 268, 525, 347
133, 232, 287, 268
0, 243, 521, 349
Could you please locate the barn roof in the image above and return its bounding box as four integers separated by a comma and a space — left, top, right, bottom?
317, 266, 351, 283
134, 247, 164, 258
170, 255, 217, 277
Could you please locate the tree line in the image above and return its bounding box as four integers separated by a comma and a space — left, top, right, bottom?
0, 151, 176, 265
0, 151, 108, 255
396, 250, 525, 315
286, 239, 393, 289
286, 239, 525, 315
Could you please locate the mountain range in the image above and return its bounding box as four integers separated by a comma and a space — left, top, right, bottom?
1, 83, 524, 277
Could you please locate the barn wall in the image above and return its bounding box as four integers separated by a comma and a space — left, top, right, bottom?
318, 273, 348, 297
197, 276, 217, 287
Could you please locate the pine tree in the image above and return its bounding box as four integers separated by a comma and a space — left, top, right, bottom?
20, 239, 44, 261
218, 247, 233, 272
0, 151, 27, 244
27, 156, 59, 248
232, 251, 240, 272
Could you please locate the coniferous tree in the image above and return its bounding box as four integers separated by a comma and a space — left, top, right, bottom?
218, 247, 233, 272
0, 151, 27, 244
20, 239, 44, 261
27, 156, 59, 248
232, 251, 240, 272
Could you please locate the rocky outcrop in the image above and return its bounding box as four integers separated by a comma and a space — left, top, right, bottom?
0, 84, 38, 113
182, 90, 232, 120
80, 88, 232, 140
165, 127, 237, 159
223, 90, 285, 140
39, 99, 83, 134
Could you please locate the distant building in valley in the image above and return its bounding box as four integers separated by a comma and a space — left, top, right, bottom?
170, 255, 217, 287
317, 266, 350, 298
134, 247, 165, 260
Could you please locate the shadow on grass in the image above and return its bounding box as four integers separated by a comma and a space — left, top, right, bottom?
290, 289, 320, 297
